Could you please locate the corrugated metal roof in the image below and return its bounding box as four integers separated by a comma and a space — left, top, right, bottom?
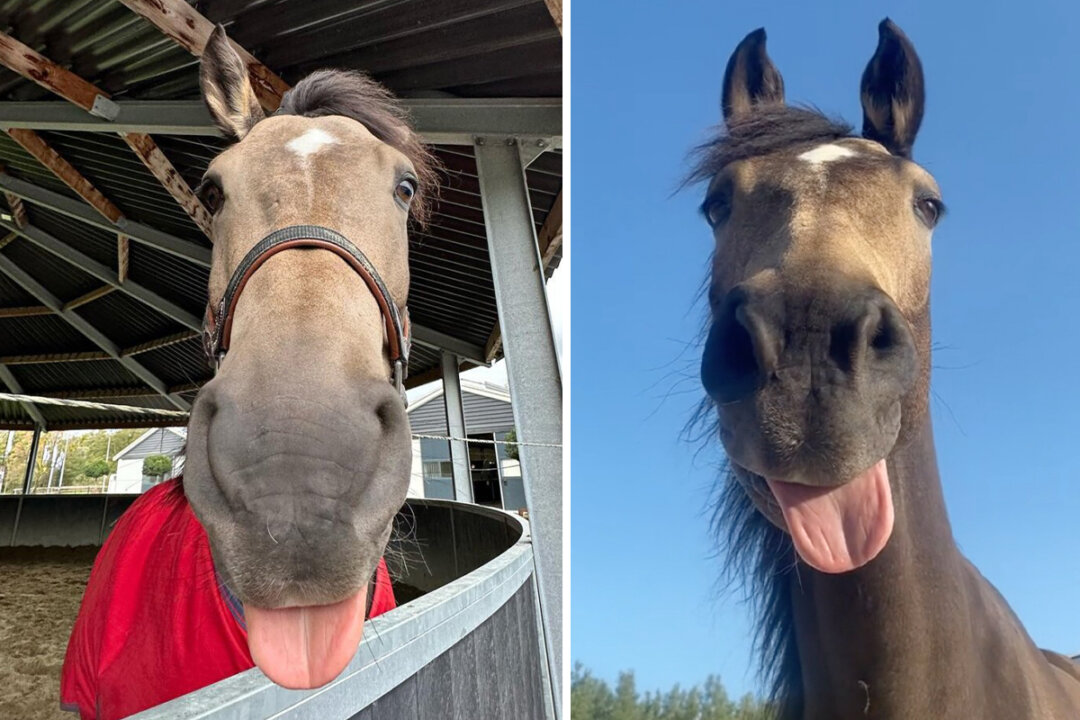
0, 0, 562, 429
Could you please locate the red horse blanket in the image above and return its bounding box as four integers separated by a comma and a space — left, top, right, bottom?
60, 479, 396, 720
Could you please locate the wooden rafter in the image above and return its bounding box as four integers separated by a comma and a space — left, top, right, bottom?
0, 330, 200, 365
63, 284, 115, 311
538, 190, 564, 267
484, 189, 562, 362
0, 33, 110, 113
0, 304, 50, 318
116, 0, 289, 112
0, 30, 211, 237
0, 350, 108, 364
0, 164, 29, 229
122, 330, 199, 357
121, 132, 211, 233
3, 192, 27, 227
0, 230, 16, 250
169, 381, 203, 395
117, 234, 129, 283
41, 386, 156, 400
6, 129, 124, 222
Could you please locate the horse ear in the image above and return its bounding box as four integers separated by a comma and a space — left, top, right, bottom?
860, 19, 925, 158
722, 28, 785, 123
200, 25, 265, 141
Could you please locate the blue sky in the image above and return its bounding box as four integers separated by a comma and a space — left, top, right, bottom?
571, 0, 1080, 700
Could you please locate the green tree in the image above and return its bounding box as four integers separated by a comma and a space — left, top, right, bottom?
83, 458, 110, 480
0, 430, 30, 493
571, 664, 771, 720
571, 663, 615, 720
504, 428, 520, 461
0, 427, 156, 493
143, 454, 173, 478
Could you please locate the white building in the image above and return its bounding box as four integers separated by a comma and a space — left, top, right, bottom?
110, 427, 186, 493
406, 380, 526, 512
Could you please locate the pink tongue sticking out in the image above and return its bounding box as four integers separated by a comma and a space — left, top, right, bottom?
766, 459, 894, 574
244, 586, 368, 689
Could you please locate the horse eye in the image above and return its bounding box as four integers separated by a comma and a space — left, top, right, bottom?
914, 197, 943, 228
395, 178, 417, 207
199, 180, 224, 214
703, 195, 732, 228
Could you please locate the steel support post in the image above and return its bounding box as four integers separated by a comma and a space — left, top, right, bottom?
441, 351, 474, 504
9, 424, 42, 545
474, 138, 563, 718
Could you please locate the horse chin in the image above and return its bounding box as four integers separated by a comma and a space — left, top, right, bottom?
731, 465, 789, 531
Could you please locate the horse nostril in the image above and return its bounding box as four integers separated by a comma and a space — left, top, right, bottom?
834, 292, 914, 378
702, 288, 779, 403
870, 310, 897, 353
723, 307, 759, 381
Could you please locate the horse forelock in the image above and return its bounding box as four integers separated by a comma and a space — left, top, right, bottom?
271, 69, 440, 225
685, 105, 855, 187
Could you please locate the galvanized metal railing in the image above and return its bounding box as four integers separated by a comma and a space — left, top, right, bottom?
126, 500, 550, 720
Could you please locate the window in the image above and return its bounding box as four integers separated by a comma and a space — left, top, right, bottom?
422, 460, 453, 479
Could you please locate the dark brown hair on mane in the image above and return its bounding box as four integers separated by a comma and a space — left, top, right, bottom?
275, 69, 440, 225
686, 105, 854, 186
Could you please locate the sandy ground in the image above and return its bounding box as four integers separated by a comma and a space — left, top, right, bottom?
0, 547, 423, 720
0, 547, 97, 720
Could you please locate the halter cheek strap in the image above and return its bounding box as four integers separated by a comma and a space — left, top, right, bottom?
202, 224, 411, 405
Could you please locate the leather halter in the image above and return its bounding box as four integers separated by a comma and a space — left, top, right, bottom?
202, 224, 410, 404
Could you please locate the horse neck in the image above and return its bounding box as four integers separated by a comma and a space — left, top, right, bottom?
789, 416, 1066, 719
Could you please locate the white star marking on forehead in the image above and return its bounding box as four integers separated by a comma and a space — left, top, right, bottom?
286, 128, 339, 158
798, 143, 857, 165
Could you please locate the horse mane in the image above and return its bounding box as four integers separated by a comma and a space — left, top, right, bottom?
686, 105, 855, 186
710, 465, 801, 719
275, 69, 440, 225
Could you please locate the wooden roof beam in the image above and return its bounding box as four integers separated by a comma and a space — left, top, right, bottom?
6, 128, 123, 222
0, 30, 212, 237
122, 330, 199, 357
2, 192, 26, 227
63, 284, 115, 311
0, 329, 200, 364
40, 386, 157, 400
116, 0, 289, 112
0, 351, 109, 364
0, 304, 51, 318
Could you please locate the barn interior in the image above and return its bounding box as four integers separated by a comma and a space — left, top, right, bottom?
0, 2, 563, 718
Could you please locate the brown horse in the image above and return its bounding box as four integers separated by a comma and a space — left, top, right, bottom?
185, 28, 436, 688
693, 19, 1080, 720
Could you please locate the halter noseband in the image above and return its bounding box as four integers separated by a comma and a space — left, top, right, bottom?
202, 224, 410, 404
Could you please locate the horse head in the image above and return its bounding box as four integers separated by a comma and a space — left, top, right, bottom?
183, 27, 436, 689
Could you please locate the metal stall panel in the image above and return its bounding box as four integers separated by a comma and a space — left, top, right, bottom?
473, 140, 563, 718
